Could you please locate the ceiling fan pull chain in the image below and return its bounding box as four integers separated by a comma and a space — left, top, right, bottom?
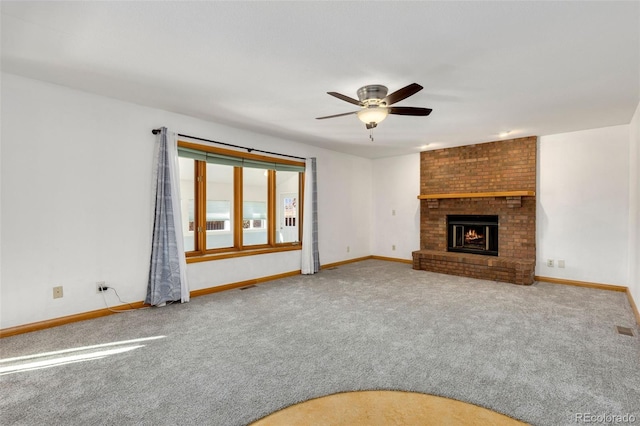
369, 129, 374, 142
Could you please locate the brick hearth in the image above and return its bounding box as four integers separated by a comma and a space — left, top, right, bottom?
412, 137, 537, 285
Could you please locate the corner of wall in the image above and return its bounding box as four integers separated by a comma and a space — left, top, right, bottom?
371, 153, 421, 260
628, 101, 640, 320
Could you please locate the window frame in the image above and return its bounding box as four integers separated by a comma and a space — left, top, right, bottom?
178, 140, 305, 263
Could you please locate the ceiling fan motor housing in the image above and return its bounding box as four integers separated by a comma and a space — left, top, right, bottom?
357, 85, 388, 104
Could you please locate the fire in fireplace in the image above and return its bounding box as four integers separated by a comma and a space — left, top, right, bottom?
447, 215, 498, 256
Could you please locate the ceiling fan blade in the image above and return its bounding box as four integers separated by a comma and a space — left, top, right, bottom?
383, 83, 424, 105
327, 92, 363, 106
388, 106, 433, 116
316, 111, 358, 120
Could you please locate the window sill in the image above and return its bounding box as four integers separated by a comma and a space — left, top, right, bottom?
185, 244, 301, 264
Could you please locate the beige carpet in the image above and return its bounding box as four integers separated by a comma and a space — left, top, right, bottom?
252, 390, 528, 425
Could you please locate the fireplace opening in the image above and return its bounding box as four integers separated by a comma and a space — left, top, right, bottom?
447, 215, 498, 256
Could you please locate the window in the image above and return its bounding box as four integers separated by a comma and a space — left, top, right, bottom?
242, 170, 268, 246
205, 165, 234, 250
276, 171, 300, 243
177, 141, 305, 261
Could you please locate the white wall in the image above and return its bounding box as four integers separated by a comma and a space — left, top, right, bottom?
537, 125, 630, 285
628, 101, 640, 308
371, 153, 421, 259
317, 153, 372, 262
0, 73, 373, 329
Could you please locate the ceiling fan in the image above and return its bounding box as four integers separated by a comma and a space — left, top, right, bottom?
316, 83, 433, 130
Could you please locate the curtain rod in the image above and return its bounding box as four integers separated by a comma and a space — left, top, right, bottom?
151, 128, 306, 161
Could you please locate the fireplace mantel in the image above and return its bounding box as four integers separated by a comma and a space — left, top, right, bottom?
417, 190, 535, 200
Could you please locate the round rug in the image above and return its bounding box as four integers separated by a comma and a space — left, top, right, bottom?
251, 390, 527, 425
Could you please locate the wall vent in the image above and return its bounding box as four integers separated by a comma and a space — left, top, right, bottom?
616, 326, 634, 336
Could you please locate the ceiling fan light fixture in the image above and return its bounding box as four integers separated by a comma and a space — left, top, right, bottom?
357, 107, 389, 125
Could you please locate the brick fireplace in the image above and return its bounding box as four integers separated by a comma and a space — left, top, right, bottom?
412, 137, 536, 285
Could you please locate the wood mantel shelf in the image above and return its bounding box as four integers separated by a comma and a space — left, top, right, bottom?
417, 191, 535, 200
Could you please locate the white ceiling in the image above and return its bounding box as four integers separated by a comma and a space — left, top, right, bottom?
2, 1, 639, 159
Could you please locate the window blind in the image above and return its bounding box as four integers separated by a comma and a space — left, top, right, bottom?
178, 147, 304, 172
243, 201, 267, 220
206, 200, 231, 221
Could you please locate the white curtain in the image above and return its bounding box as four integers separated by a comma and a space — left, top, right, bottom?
301, 157, 320, 274
146, 127, 190, 305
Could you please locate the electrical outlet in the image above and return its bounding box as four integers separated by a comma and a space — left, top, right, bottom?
392, 209, 396, 216
346, 246, 350, 253
53, 286, 63, 299
392, 245, 396, 251
547, 259, 554, 267
96, 281, 107, 293
558, 260, 565, 268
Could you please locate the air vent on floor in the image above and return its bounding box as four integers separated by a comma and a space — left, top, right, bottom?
240, 285, 256, 290
616, 326, 634, 336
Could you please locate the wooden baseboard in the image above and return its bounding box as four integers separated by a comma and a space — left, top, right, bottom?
370, 255, 413, 264
190, 270, 301, 298
534, 276, 628, 292
536, 275, 640, 326
626, 288, 640, 326
2, 257, 383, 338
321, 256, 373, 269
322, 255, 413, 269
0, 301, 149, 338
1, 270, 302, 339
